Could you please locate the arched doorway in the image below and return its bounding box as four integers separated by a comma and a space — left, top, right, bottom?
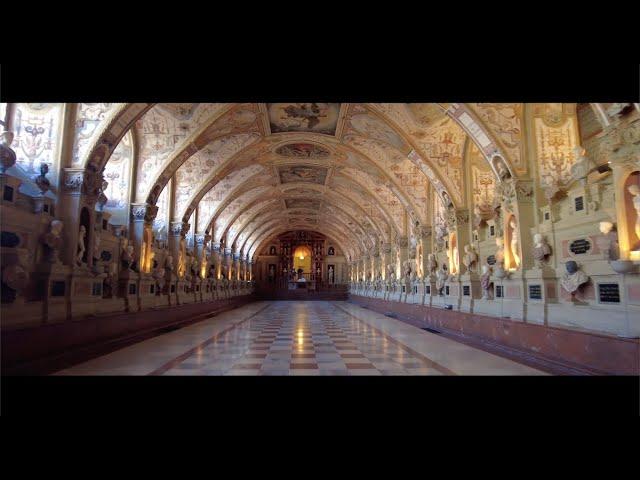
293, 245, 312, 279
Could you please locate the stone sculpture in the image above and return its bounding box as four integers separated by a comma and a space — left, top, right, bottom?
435, 266, 448, 295
532, 233, 552, 266
560, 260, 589, 295
76, 225, 87, 266
462, 244, 478, 273
628, 185, 640, 245
41, 219, 63, 263
480, 265, 492, 299
426, 253, 437, 276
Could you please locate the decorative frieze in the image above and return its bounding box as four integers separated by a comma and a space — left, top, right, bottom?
62, 168, 85, 195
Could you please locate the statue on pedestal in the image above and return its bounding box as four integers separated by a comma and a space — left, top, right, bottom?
121, 240, 135, 271
426, 253, 437, 277
480, 265, 492, 299
435, 266, 448, 296
462, 244, 478, 273
76, 225, 87, 266
628, 185, 640, 247
41, 219, 63, 264
509, 217, 521, 268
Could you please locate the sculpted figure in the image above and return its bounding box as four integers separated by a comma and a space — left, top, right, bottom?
426, 253, 437, 275
509, 217, 520, 267
76, 225, 87, 266
628, 185, 640, 246
435, 266, 448, 295
93, 228, 102, 261
42, 219, 63, 263
480, 265, 492, 299
532, 233, 552, 266
0, 131, 17, 173
34, 163, 51, 194
164, 254, 174, 272
493, 155, 511, 181
560, 260, 589, 295
495, 237, 505, 266
570, 146, 593, 181
121, 241, 134, 271
462, 244, 478, 273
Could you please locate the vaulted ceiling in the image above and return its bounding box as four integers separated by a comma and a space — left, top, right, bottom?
94, 102, 524, 260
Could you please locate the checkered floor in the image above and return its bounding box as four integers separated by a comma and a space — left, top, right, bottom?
162, 301, 448, 375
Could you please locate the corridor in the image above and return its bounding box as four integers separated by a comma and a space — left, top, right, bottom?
55, 301, 545, 376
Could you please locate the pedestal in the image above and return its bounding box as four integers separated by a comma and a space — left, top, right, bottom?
118, 269, 140, 313
460, 273, 481, 313
501, 271, 526, 321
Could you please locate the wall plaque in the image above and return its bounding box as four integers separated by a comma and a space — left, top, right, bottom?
463, 285, 470, 296
574, 196, 584, 212
92, 282, 102, 296
496, 285, 503, 298
529, 284, 542, 300
425, 285, 431, 295
487, 255, 496, 266
128, 283, 137, 295
598, 283, 620, 303
569, 239, 591, 255
445, 286, 450, 296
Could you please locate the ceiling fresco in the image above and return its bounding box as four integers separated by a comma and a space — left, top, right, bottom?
275, 143, 331, 158
278, 166, 328, 185
285, 198, 321, 210
84, 101, 541, 259
267, 103, 341, 135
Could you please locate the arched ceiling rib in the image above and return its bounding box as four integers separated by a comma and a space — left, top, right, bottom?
92, 103, 529, 263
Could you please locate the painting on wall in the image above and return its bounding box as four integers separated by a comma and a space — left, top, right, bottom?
267, 103, 341, 135
285, 199, 321, 210
275, 143, 331, 158
278, 166, 328, 185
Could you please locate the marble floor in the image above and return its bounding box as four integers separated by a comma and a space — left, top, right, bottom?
54, 301, 546, 376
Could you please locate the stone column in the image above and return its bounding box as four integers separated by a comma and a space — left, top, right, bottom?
168, 221, 183, 272
212, 242, 222, 279
194, 233, 208, 279
59, 168, 86, 266
130, 203, 158, 274
497, 178, 535, 320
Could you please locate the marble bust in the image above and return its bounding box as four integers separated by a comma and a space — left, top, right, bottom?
560, 261, 589, 295
532, 233, 552, 266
